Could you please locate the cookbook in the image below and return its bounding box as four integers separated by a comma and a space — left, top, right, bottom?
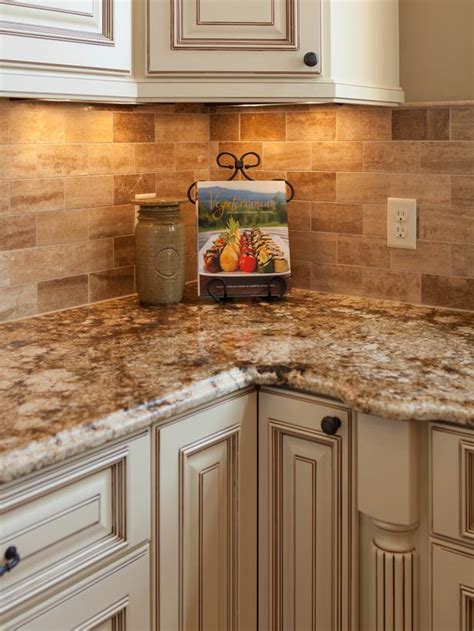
197, 180, 291, 298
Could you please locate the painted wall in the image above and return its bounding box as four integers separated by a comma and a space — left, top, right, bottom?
400, 0, 474, 102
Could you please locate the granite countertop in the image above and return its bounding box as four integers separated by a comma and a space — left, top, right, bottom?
0, 289, 473, 484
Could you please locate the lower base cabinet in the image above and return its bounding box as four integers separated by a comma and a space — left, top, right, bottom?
4, 547, 150, 630
259, 389, 355, 631
156, 391, 257, 631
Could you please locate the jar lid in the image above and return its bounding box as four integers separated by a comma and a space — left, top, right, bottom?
131, 196, 186, 207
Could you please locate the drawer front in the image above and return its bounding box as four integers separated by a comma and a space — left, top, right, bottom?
3, 546, 150, 630
431, 543, 474, 631
0, 432, 150, 614
431, 425, 474, 545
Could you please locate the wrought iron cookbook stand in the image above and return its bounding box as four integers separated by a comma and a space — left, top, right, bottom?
187, 151, 294, 304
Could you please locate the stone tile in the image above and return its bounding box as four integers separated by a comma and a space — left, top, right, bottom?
419, 207, 474, 243
310, 263, 364, 296
37, 145, 89, 177
452, 244, 474, 277
289, 230, 337, 264
311, 202, 363, 234
287, 201, 311, 231
337, 235, 390, 268
155, 171, 196, 199
240, 113, 286, 141
65, 109, 113, 143
210, 114, 240, 141
291, 172, 336, 201
336, 107, 391, 140
114, 173, 156, 205
113, 112, 155, 143
114, 235, 135, 267
0, 181, 9, 213
175, 103, 208, 113
0, 285, 37, 322
363, 142, 419, 173
0, 252, 10, 287
0, 146, 38, 179
0, 101, 9, 143
36, 210, 88, 246
89, 205, 135, 239
291, 260, 311, 289
88, 144, 135, 175
421, 274, 474, 310
390, 174, 451, 207
65, 175, 114, 209
286, 110, 336, 141
135, 143, 174, 173
392, 108, 449, 141
312, 141, 363, 172
336, 173, 391, 204
363, 269, 421, 304
11, 239, 113, 284
420, 142, 474, 175
89, 266, 135, 302
38, 274, 89, 313
155, 114, 209, 142
175, 143, 209, 170
263, 142, 311, 170
10, 178, 64, 213
452, 176, 474, 208
451, 107, 474, 141
391, 241, 452, 275
362, 204, 387, 237
9, 103, 65, 143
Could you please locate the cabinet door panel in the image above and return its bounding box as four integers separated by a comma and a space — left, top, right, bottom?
0, 0, 131, 73
157, 391, 257, 631
147, 0, 321, 74
259, 388, 354, 631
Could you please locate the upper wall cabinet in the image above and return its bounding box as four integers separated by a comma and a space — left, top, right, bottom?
143, 0, 403, 104
0, 0, 134, 100
0, 0, 403, 104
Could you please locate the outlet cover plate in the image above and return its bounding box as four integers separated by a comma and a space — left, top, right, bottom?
387, 198, 417, 249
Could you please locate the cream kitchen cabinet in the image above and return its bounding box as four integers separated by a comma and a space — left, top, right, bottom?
1, 0, 403, 104
143, 0, 402, 104
0, 0, 134, 101
155, 390, 258, 631
258, 388, 356, 631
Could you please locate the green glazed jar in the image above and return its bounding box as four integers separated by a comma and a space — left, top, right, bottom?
134, 198, 186, 305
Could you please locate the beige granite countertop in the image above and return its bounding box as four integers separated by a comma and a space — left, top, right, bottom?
0, 289, 473, 484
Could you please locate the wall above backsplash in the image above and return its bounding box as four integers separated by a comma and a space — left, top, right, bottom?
0, 99, 473, 322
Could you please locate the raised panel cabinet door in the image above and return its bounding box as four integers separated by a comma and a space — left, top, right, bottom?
147, 0, 321, 74
0, 0, 131, 73
3, 546, 150, 630
259, 388, 355, 631
431, 543, 474, 631
157, 390, 257, 631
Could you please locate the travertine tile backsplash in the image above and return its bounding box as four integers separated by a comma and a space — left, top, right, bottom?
0, 100, 472, 321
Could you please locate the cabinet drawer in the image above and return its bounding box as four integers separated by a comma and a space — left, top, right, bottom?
3, 546, 150, 630
431, 425, 474, 545
0, 433, 150, 615
431, 542, 474, 631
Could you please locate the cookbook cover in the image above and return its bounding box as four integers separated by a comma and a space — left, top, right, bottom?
197, 180, 291, 298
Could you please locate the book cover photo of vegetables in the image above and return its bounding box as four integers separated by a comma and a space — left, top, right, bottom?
196, 180, 291, 298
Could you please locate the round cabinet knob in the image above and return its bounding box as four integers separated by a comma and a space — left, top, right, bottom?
303, 52, 318, 67
0, 546, 20, 577
321, 416, 341, 435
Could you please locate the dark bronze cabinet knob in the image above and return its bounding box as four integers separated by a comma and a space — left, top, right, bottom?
321, 416, 341, 435
0, 546, 20, 577
303, 52, 318, 67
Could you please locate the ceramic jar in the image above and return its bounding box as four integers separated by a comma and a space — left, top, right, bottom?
134, 198, 186, 305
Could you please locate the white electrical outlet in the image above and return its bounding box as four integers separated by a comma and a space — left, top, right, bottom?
387, 198, 417, 249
